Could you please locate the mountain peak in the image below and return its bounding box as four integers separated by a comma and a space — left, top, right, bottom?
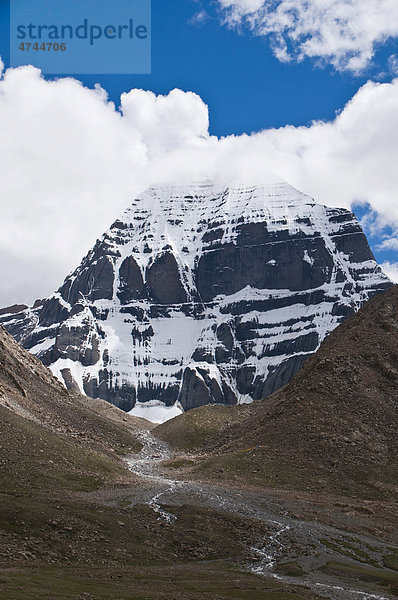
1, 181, 391, 421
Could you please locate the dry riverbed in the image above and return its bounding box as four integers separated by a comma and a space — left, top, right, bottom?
119, 429, 398, 600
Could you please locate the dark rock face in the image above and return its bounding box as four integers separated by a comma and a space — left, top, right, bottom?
236, 365, 256, 395
146, 252, 187, 304
39, 297, 70, 328
196, 231, 335, 301
59, 242, 116, 306
178, 367, 215, 411
178, 365, 237, 411
54, 319, 100, 367
0, 182, 392, 413
118, 256, 144, 303
60, 368, 81, 394
252, 355, 308, 400
0, 304, 28, 316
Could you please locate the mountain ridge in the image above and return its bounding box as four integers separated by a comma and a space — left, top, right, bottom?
156, 284, 398, 499
1, 181, 391, 416
0, 322, 328, 600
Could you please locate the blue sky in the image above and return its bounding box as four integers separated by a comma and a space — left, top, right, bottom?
2, 0, 397, 136
0, 0, 397, 303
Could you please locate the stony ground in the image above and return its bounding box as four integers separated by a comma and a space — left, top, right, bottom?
157, 287, 398, 498
3, 424, 396, 600
117, 430, 398, 600
0, 325, 325, 600
1, 285, 398, 600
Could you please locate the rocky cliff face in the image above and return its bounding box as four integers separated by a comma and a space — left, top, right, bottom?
1, 181, 391, 414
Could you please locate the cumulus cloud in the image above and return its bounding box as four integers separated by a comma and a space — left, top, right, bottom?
1, 64, 398, 306
120, 88, 209, 155
0, 65, 208, 305
147, 78, 398, 227
377, 238, 398, 251
217, 0, 398, 72
380, 261, 398, 283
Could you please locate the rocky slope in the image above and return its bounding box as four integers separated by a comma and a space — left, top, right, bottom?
1, 302, 397, 600
0, 324, 326, 600
0, 323, 146, 464
1, 181, 391, 415
156, 285, 398, 498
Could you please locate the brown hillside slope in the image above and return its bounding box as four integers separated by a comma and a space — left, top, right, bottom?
0, 321, 153, 499
156, 285, 398, 498
0, 323, 147, 461
0, 325, 325, 599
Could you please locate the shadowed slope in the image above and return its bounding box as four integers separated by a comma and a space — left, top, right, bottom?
156, 286, 398, 498
0, 327, 326, 600
0, 323, 147, 465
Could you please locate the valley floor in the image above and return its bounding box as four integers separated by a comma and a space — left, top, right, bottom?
82, 430, 398, 600
1, 427, 397, 600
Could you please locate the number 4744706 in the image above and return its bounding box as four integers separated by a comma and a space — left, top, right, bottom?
18, 42, 66, 51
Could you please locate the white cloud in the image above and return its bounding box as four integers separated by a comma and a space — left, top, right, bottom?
0, 65, 208, 306
220, 0, 264, 17
388, 54, 398, 75
148, 78, 398, 227
217, 0, 398, 72
189, 10, 211, 26
120, 88, 209, 155
1, 64, 398, 306
377, 238, 398, 251
380, 261, 398, 283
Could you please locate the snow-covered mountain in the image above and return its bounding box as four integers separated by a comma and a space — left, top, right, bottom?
1, 181, 391, 419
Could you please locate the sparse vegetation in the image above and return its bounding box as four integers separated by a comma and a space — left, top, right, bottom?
155, 286, 398, 500
0, 563, 323, 600
156, 403, 249, 450
0, 325, 326, 600
319, 561, 398, 596
384, 550, 398, 571
2, 289, 398, 600
275, 561, 305, 577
